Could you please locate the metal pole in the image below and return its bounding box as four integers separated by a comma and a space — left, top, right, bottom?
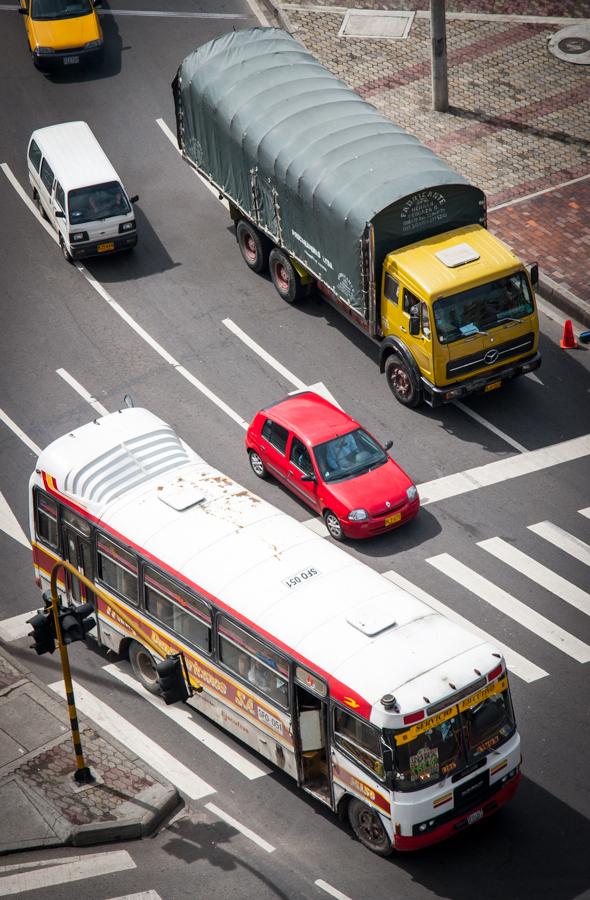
430, 0, 449, 112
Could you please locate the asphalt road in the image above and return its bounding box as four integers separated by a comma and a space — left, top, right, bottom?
0, 2, 589, 898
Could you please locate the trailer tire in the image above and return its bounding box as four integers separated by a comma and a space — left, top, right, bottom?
385, 355, 422, 408
269, 248, 307, 304
236, 220, 271, 274
347, 799, 393, 856
129, 641, 161, 695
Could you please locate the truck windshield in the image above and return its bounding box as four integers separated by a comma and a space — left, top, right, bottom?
68, 182, 130, 225
313, 428, 387, 483
385, 680, 516, 792
31, 0, 93, 19
433, 273, 534, 345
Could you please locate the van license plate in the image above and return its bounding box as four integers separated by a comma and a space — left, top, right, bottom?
97, 242, 115, 253
384, 512, 402, 527
467, 809, 483, 826
63, 56, 79, 65
484, 380, 502, 392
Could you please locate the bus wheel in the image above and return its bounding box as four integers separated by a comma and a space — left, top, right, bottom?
236, 220, 271, 274
384, 355, 422, 408
347, 799, 393, 856
269, 248, 306, 304
129, 641, 161, 695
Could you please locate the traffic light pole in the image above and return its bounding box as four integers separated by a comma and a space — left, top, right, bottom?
50, 561, 96, 786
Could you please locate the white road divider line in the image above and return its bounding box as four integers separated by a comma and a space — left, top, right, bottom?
104, 663, 269, 780
105, 892, 162, 900
223, 318, 306, 389
453, 401, 528, 452
0, 850, 135, 897
580, 507, 590, 520
0, 491, 30, 550
0, 162, 58, 244
204, 802, 275, 853
48, 680, 216, 800
478, 537, 590, 617
0, 406, 41, 456
528, 521, 590, 567
383, 570, 547, 682
56, 368, 109, 416
426, 554, 590, 663
155, 118, 229, 208
0, 610, 36, 642
315, 879, 354, 900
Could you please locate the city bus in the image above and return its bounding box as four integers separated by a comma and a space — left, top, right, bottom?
29, 407, 521, 853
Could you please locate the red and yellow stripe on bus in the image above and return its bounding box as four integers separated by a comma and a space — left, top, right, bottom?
332, 763, 391, 816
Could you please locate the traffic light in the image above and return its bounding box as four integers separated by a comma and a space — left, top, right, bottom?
156, 654, 193, 705
28, 610, 56, 655
58, 602, 96, 645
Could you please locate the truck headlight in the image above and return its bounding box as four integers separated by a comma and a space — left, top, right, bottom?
406, 485, 418, 502
348, 509, 368, 522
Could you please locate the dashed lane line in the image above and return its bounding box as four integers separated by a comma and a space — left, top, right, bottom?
0, 406, 41, 457
56, 368, 109, 416
315, 880, 354, 900
204, 802, 275, 853
452, 401, 528, 453
155, 118, 229, 208
223, 318, 306, 390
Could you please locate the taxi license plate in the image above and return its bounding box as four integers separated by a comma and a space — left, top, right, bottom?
484, 380, 502, 393
467, 809, 483, 826
63, 56, 79, 65
97, 242, 115, 253
384, 512, 402, 527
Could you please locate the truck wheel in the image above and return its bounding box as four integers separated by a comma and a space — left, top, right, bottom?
236, 220, 271, 273
129, 641, 161, 695
269, 248, 306, 304
347, 799, 393, 856
323, 509, 345, 542
385, 355, 422, 408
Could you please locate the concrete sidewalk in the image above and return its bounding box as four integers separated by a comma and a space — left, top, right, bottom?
258, 0, 590, 328
0, 644, 179, 855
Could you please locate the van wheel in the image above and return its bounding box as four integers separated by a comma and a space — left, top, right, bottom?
385, 355, 422, 408
33, 189, 48, 220
323, 509, 345, 542
236, 220, 271, 274
60, 239, 73, 264
269, 249, 307, 304
348, 799, 393, 856
129, 641, 161, 695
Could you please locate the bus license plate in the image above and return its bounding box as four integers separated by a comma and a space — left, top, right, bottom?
63, 56, 79, 65
485, 381, 502, 393
467, 809, 483, 826
97, 241, 115, 252
384, 512, 402, 527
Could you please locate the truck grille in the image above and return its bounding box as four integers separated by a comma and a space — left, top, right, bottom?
446, 332, 535, 379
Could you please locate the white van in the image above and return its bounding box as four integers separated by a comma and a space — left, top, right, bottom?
27, 121, 138, 262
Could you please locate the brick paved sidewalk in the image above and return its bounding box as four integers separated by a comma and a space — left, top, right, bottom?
0, 645, 179, 854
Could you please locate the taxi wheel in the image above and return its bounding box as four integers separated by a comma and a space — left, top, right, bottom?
236, 220, 271, 274
129, 641, 161, 695
323, 509, 345, 542
249, 450, 268, 480
347, 799, 393, 856
385, 355, 422, 408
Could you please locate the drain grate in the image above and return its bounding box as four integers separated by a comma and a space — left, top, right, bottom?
338, 9, 415, 41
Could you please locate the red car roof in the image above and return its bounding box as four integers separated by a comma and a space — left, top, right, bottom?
263, 392, 358, 445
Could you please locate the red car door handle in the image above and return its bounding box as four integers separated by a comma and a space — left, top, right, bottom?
287, 470, 294, 476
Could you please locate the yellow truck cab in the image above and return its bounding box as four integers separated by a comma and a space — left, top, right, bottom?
380, 224, 540, 406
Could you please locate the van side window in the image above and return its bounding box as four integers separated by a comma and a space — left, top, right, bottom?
28, 141, 42, 173
261, 419, 289, 455
55, 183, 65, 211
40, 159, 54, 193
384, 273, 399, 303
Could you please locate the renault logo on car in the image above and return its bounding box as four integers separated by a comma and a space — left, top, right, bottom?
484, 349, 499, 365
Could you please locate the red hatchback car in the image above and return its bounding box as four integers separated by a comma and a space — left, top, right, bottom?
245, 392, 420, 540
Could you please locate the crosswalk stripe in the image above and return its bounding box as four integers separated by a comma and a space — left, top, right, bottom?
527, 521, 590, 568
0, 850, 135, 897
426, 554, 590, 663
104, 663, 269, 780
383, 570, 547, 682
478, 537, 590, 617
0, 610, 36, 642
105, 892, 162, 900
579, 507, 590, 520
48, 680, 216, 800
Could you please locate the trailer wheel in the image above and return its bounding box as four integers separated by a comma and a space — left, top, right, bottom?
347, 799, 393, 856
129, 641, 161, 695
385, 355, 422, 408
269, 248, 306, 304
236, 220, 271, 273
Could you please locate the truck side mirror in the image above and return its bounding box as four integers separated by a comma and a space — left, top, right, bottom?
529, 263, 539, 286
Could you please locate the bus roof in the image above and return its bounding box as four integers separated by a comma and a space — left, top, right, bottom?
29, 121, 121, 193
34, 408, 502, 726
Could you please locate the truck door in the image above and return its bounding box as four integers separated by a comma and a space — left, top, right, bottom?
251, 171, 280, 241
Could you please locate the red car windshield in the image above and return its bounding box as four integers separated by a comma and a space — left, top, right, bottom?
313, 428, 387, 483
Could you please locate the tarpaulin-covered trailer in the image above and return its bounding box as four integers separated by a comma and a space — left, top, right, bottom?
172, 27, 486, 328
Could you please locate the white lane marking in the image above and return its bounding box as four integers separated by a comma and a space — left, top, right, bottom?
56, 368, 109, 416
0, 162, 58, 244
383, 570, 547, 682
0, 850, 135, 897
223, 318, 306, 389
48, 680, 216, 800
528, 521, 590, 568
0, 406, 41, 456
315, 879, 354, 900
478, 537, 590, 617
76, 264, 248, 430
0, 610, 36, 642
204, 802, 275, 853
303, 517, 330, 537
580, 507, 590, 520
246, 0, 271, 25
453, 401, 528, 453
304, 382, 343, 409
490, 172, 590, 212
525, 372, 543, 385
104, 663, 269, 780
105, 892, 162, 900
97, 7, 246, 17
155, 118, 229, 209
0, 491, 29, 549
417, 433, 590, 506
426, 554, 590, 663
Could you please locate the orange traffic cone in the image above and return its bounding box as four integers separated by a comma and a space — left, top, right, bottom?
560, 319, 577, 349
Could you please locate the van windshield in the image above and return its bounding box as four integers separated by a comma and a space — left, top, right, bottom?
68, 182, 130, 224
31, 0, 93, 20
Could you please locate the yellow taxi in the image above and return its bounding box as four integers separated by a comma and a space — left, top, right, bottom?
19, 0, 103, 69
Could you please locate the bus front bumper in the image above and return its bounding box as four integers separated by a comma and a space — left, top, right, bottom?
424, 352, 541, 407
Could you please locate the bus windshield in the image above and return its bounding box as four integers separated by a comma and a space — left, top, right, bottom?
433, 272, 534, 345
386, 680, 516, 792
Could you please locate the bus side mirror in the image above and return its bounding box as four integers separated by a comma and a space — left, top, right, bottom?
529, 263, 539, 286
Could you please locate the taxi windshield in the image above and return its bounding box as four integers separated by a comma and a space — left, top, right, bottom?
313, 428, 387, 483
31, 0, 93, 19
433, 272, 534, 345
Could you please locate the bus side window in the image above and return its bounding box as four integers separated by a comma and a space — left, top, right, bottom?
144, 566, 211, 654
96, 534, 138, 605
34, 490, 59, 549
333, 707, 384, 780
383, 273, 399, 303
218, 616, 289, 709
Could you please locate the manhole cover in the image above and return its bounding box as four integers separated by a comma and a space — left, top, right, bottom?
338, 10, 415, 41
548, 24, 590, 64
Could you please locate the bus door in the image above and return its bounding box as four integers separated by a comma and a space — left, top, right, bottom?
293, 667, 332, 807
61, 508, 95, 609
